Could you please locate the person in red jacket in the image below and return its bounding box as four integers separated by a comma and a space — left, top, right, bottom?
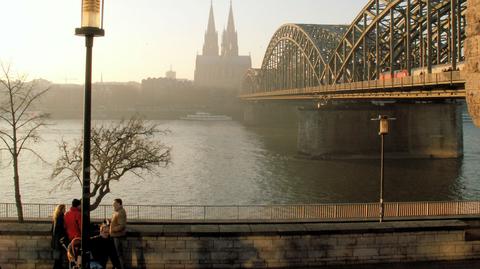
64, 199, 82, 242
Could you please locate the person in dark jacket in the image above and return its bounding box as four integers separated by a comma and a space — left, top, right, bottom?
91, 222, 121, 269
51, 204, 66, 269
64, 199, 82, 242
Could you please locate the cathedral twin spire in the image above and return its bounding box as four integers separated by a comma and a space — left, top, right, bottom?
222, 1, 239, 57
202, 1, 219, 56
202, 1, 239, 57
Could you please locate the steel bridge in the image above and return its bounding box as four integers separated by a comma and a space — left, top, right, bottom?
241, 0, 467, 101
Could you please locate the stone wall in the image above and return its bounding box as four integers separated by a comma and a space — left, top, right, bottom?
1, 220, 480, 269
466, 0, 480, 126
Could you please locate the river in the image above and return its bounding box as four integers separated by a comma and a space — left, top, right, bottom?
0, 118, 479, 205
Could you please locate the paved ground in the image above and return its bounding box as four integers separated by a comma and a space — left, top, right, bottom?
318, 259, 480, 269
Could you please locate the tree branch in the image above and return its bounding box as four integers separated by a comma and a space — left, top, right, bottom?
51, 117, 171, 210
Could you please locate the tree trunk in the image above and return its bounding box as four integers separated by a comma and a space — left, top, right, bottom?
90, 190, 107, 212
13, 156, 24, 222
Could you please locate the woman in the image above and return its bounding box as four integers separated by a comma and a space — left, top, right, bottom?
51, 204, 66, 269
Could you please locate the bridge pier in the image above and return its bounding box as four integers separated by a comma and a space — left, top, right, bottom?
297, 102, 463, 159
466, 0, 480, 126
243, 103, 298, 127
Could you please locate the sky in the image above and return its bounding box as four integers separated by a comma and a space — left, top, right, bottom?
0, 0, 366, 83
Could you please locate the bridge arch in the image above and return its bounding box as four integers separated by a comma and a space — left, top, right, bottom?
257, 24, 346, 92
322, 0, 467, 84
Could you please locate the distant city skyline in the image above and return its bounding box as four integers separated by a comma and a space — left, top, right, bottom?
0, 0, 365, 83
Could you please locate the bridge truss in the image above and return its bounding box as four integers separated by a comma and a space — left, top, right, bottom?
242, 0, 467, 97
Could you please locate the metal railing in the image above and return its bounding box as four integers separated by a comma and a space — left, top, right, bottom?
1, 201, 479, 222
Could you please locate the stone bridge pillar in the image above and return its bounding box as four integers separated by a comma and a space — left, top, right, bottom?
243, 103, 298, 127
297, 103, 463, 159
466, 0, 480, 126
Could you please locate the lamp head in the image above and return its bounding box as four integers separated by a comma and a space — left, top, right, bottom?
379, 116, 389, 135
371, 115, 396, 136
76, 0, 105, 37
82, 0, 102, 28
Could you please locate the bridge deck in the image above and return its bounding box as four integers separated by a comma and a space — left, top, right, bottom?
241, 71, 466, 101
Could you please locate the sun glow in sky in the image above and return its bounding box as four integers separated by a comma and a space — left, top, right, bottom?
0, 0, 364, 83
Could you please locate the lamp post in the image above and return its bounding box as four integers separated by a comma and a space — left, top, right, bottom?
75, 1, 104, 268
315, 95, 329, 109
371, 115, 396, 222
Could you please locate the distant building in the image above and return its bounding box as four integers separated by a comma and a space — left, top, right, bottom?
194, 1, 251, 90
166, 67, 176, 80
141, 77, 193, 92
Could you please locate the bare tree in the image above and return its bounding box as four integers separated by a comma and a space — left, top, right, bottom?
51, 117, 171, 210
0, 64, 50, 222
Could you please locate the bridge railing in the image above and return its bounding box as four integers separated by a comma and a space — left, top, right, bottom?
320, 71, 465, 93
1, 201, 479, 222
242, 71, 465, 97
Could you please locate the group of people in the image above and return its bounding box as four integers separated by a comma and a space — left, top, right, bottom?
51, 198, 127, 269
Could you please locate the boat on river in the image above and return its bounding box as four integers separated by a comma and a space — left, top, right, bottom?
181, 112, 232, 121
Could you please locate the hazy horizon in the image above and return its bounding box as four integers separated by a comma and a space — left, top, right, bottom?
0, 0, 364, 83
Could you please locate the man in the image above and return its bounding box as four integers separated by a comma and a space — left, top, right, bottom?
110, 198, 127, 269
64, 199, 82, 242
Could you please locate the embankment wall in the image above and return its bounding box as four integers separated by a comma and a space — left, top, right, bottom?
1, 220, 480, 268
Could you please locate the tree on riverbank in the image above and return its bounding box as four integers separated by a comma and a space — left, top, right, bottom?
51, 117, 171, 210
0, 64, 50, 222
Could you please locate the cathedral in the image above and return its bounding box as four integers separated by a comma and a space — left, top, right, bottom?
194, 1, 252, 90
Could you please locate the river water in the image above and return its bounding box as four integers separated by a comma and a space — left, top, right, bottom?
0, 118, 479, 205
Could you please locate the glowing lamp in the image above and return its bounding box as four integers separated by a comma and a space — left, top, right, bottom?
379, 116, 389, 135
76, 0, 105, 37
82, 0, 103, 28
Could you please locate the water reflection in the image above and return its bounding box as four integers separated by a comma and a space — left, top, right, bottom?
246, 122, 479, 204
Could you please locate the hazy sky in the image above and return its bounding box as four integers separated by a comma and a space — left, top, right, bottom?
0, 0, 365, 83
